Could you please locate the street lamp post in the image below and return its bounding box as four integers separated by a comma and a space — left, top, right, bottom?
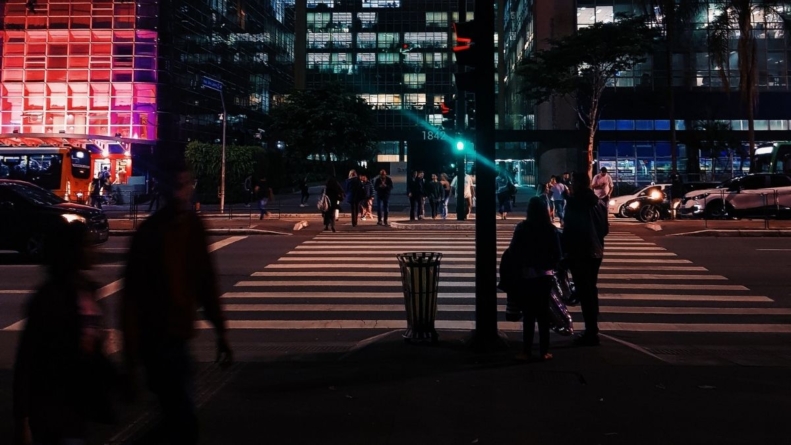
202, 76, 227, 213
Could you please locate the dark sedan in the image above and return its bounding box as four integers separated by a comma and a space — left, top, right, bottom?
0, 179, 109, 258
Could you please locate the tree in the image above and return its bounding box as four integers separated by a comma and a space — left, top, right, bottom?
644, 0, 705, 172
707, 0, 787, 167
184, 141, 266, 203
267, 82, 377, 177
517, 15, 659, 177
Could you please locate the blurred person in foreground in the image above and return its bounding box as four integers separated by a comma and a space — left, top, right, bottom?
121, 160, 232, 445
14, 221, 112, 445
562, 171, 609, 346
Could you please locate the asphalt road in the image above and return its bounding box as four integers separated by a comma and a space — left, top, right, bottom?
2, 223, 790, 366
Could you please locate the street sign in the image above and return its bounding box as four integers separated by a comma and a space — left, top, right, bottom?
201, 76, 224, 91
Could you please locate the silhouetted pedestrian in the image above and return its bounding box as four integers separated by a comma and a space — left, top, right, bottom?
562, 171, 609, 346
122, 160, 232, 445
373, 169, 394, 225
298, 175, 310, 207
323, 176, 345, 232
147, 177, 160, 212
14, 221, 114, 445
508, 197, 562, 361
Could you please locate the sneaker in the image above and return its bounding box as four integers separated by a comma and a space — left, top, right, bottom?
300, 204, 306, 207
540, 353, 553, 361
572, 334, 600, 347
377, 221, 384, 226
361, 216, 367, 221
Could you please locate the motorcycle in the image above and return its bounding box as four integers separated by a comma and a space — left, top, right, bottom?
621, 186, 672, 223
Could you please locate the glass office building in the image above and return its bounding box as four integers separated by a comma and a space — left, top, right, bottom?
0, 0, 295, 175
501, 0, 791, 185
296, 0, 474, 176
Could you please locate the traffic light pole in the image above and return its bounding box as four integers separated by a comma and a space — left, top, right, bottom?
455, 0, 467, 221
470, 1, 505, 351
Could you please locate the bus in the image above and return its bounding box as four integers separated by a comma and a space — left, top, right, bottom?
753, 142, 791, 175
0, 146, 92, 203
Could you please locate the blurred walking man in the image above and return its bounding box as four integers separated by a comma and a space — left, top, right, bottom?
122, 160, 232, 445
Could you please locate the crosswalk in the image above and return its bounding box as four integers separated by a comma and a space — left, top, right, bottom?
205, 230, 791, 334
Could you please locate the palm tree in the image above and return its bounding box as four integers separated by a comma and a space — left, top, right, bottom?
707, 0, 787, 168
644, 0, 705, 173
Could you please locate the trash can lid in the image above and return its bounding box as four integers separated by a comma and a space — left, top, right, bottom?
396, 252, 443, 265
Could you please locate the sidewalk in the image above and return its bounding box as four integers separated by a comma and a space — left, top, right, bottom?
100, 330, 790, 444
105, 188, 791, 236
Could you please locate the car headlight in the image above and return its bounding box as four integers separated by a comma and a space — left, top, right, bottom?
608, 199, 615, 206
689, 193, 710, 200
628, 201, 640, 209
61, 214, 87, 224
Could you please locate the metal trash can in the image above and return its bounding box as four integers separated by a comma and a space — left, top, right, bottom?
396, 252, 443, 343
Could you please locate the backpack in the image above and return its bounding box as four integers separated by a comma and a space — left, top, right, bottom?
317, 189, 331, 212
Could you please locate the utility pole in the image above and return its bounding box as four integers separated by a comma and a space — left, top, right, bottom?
471, 0, 504, 350
455, 0, 467, 221
201, 76, 227, 214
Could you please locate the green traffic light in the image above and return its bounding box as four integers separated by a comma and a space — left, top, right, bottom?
456, 141, 465, 151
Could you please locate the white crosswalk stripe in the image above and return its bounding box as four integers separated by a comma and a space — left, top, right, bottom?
212, 230, 789, 334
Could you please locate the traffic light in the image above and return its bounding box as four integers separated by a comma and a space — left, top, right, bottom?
466, 98, 476, 129
456, 140, 465, 152
441, 101, 455, 130
453, 21, 480, 92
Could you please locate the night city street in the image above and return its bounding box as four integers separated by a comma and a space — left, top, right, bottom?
1, 212, 791, 443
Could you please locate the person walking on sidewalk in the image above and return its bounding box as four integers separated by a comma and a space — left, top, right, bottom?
508, 196, 562, 361
549, 175, 568, 225
255, 177, 273, 220
373, 169, 393, 226
562, 171, 609, 346
408, 170, 425, 220
439, 173, 451, 219
591, 167, 614, 202
426, 174, 443, 219
359, 175, 374, 220
122, 161, 233, 445
323, 176, 345, 232
298, 175, 310, 207
496, 164, 513, 220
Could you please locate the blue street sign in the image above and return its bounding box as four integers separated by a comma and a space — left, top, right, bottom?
201, 76, 223, 91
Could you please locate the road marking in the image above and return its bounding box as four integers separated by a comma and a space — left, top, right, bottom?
599, 283, 748, 291
219, 303, 791, 316
284, 250, 677, 256
221, 292, 772, 302
598, 274, 726, 280
234, 280, 470, 287
756, 249, 791, 251
251, 271, 475, 278
599, 293, 772, 302
2, 236, 248, 331
294, 245, 667, 251
599, 266, 708, 271
602, 258, 691, 263
603, 252, 677, 256
0, 290, 31, 294
194, 319, 791, 333
263, 263, 476, 269
209, 236, 247, 252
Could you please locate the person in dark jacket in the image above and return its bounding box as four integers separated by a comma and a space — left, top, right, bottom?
561, 171, 609, 346
14, 221, 106, 445
323, 176, 345, 232
373, 169, 394, 225
344, 169, 364, 227
122, 161, 232, 445
426, 174, 444, 219
408, 170, 425, 220
508, 196, 562, 361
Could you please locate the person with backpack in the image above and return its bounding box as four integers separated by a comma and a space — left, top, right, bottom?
322, 176, 345, 232
89, 175, 103, 209
507, 196, 562, 361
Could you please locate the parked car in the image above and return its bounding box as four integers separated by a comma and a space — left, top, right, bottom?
0, 179, 109, 259
608, 184, 669, 218
679, 174, 791, 218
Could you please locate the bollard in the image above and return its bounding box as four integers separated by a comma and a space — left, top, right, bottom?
396, 252, 442, 343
